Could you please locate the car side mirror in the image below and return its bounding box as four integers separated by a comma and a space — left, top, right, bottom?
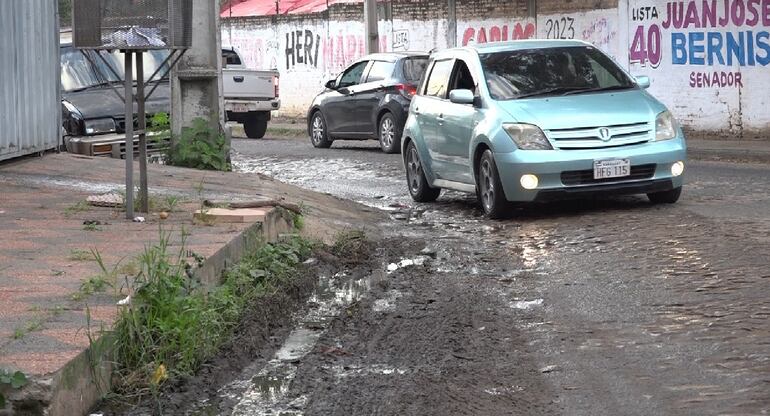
325, 79, 337, 89
635, 75, 651, 89
449, 89, 475, 105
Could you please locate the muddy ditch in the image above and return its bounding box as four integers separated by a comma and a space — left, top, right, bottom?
94, 234, 399, 416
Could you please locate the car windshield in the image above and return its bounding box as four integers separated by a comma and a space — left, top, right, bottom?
479, 46, 636, 100
60, 47, 170, 92
403, 57, 429, 82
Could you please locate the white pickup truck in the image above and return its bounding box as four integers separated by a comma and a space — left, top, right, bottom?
222, 47, 280, 139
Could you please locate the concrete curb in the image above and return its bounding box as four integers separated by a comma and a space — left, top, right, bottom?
687, 148, 770, 164
3, 209, 293, 416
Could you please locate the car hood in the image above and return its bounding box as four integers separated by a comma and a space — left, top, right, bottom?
62, 83, 170, 120
496, 89, 666, 130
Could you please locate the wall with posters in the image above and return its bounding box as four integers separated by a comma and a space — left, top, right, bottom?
627, 0, 769, 136
223, 0, 768, 137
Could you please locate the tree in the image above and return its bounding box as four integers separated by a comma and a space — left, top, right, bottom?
59, 0, 72, 28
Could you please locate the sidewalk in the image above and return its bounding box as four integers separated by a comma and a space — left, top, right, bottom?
0, 154, 385, 415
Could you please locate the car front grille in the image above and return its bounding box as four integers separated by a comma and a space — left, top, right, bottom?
117, 136, 171, 159
546, 122, 652, 150
561, 164, 657, 186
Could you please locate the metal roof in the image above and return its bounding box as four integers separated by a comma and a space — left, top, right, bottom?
221, 0, 362, 17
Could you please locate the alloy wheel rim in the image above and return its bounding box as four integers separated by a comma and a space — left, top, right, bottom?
381, 117, 394, 148
312, 116, 324, 144
407, 147, 422, 194
480, 160, 494, 211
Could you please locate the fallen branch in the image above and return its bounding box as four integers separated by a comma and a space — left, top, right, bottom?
203, 199, 302, 214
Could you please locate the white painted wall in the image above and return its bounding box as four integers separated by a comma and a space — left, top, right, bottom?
626, 0, 770, 136
223, 0, 770, 137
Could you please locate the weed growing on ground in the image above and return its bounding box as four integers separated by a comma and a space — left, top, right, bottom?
166, 118, 230, 171
332, 229, 367, 256
83, 223, 102, 232
68, 249, 95, 261
64, 200, 90, 217
71, 250, 119, 301
0, 368, 28, 407
111, 228, 315, 395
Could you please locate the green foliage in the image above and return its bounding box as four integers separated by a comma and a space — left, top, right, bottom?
0, 369, 28, 407
111, 229, 314, 393
166, 118, 230, 171
58, 0, 72, 27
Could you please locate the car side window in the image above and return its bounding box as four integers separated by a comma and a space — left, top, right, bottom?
338, 61, 369, 88
424, 59, 454, 99
366, 61, 395, 83
222, 49, 241, 66
448, 60, 477, 95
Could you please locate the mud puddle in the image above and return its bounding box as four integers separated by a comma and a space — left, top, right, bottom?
193, 269, 382, 415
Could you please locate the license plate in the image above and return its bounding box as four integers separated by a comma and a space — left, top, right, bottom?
230, 103, 251, 113
593, 158, 630, 179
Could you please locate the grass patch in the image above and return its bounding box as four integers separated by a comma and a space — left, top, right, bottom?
68, 249, 95, 261
332, 230, 367, 256
111, 228, 316, 395
64, 200, 90, 217
12, 305, 65, 339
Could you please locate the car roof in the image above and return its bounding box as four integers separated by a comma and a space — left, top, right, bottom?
357, 51, 429, 63
432, 39, 593, 58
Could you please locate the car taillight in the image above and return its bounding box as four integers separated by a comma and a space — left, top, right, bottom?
396, 83, 417, 99
274, 76, 280, 98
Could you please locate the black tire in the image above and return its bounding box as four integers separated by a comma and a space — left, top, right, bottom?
378, 112, 401, 154
477, 150, 513, 219
309, 111, 333, 148
405, 141, 440, 202
647, 187, 682, 204
244, 118, 267, 139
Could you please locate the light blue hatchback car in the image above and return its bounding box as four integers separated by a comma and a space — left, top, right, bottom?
401, 40, 686, 218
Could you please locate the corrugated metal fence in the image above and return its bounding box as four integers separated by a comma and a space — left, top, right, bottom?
0, 0, 60, 161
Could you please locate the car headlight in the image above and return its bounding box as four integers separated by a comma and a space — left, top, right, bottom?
655, 111, 679, 141
84, 118, 116, 135
503, 123, 553, 150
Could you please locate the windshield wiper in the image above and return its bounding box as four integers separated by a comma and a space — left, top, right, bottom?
562, 85, 635, 95
515, 86, 593, 99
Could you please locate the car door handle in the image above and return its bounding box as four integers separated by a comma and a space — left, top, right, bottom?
233, 76, 244, 83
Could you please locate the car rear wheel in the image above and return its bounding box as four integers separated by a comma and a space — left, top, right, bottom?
378, 113, 401, 154
405, 141, 440, 202
477, 150, 513, 219
310, 112, 333, 148
647, 187, 682, 204
244, 118, 267, 139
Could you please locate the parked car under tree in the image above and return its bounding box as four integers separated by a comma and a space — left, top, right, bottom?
402, 40, 687, 218
306, 52, 429, 153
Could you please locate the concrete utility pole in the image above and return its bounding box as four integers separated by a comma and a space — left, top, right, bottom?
364, 0, 379, 54
447, 0, 456, 47
171, 0, 226, 150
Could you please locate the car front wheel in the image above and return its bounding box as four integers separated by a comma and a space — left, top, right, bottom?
477, 150, 512, 219
647, 187, 682, 204
405, 141, 440, 202
310, 112, 333, 148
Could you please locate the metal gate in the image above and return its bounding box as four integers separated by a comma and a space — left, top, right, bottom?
0, 0, 60, 162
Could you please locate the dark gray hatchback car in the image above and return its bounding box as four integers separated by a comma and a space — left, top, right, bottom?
306, 52, 428, 153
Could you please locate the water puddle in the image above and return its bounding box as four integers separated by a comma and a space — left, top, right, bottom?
510, 298, 544, 310
218, 270, 378, 416
386, 256, 429, 273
